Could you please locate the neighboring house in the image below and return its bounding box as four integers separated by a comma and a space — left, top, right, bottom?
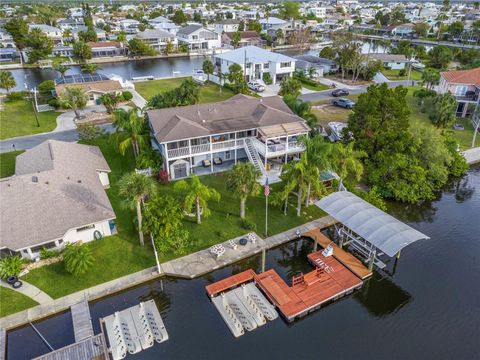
308, 6, 327, 18
222, 31, 264, 48
439, 68, 480, 117
0, 29, 15, 48
176, 24, 221, 50
54, 73, 125, 106
146, 94, 309, 181
368, 53, 408, 70
0, 140, 115, 260
28, 24, 63, 44
0, 47, 19, 63
57, 18, 85, 30
87, 41, 122, 57
149, 16, 179, 34
214, 45, 296, 84
294, 55, 338, 77
392, 24, 415, 38
135, 29, 177, 52
120, 19, 141, 34
72, 26, 107, 41
259, 17, 287, 31
215, 19, 240, 33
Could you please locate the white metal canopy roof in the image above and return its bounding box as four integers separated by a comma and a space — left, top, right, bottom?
315, 191, 429, 257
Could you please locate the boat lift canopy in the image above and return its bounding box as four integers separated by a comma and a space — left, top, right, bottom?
315, 191, 429, 258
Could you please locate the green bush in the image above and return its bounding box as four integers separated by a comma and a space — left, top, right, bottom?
399, 69, 406, 77
63, 242, 94, 277
48, 98, 60, 109
38, 80, 55, 96
262, 72, 272, 85
40, 247, 60, 260
0, 256, 24, 278
240, 218, 257, 231
122, 91, 133, 101
6, 91, 28, 101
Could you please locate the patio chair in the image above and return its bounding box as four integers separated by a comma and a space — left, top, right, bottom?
213, 157, 223, 165
202, 159, 211, 167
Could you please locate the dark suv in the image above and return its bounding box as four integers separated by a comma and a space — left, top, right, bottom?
331, 89, 349, 97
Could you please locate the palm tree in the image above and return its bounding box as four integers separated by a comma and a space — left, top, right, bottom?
330, 142, 364, 190
62, 28, 72, 41
299, 135, 332, 206
117, 31, 127, 55
80, 63, 101, 74
0, 70, 16, 94
59, 86, 88, 119
53, 64, 70, 78
118, 172, 157, 246
226, 162, 261, 219
217, 69, 223, 94
111, 108, 149, 157
280, 154, 319, 217
284, 96, 317, 129
174, 175, 221, 224
63, 242, 94, 276
202, 59, 214, 81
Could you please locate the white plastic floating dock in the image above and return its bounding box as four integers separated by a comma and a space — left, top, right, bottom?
103, 300, 168, 360
211, 282, 278, 338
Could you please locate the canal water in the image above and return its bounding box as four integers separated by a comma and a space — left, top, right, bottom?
7, 40, 399, 92
6, 165, 480, 360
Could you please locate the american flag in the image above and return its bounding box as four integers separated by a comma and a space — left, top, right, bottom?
264, 178, 270, 197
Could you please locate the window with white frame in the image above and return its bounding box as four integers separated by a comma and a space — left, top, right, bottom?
455, 85, 468, 96
280, 62, 291, 68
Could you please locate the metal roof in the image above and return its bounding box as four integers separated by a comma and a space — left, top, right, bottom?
315, 191, 429, 257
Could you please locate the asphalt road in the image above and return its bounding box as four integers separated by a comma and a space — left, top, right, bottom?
0, 124, 114, 153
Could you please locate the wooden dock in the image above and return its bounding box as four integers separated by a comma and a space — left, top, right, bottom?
71, 300, 94, 342
256, 253, 363, 322
304, 229, 373, 279
206, 269, 256, 297
33, 333, 107, 360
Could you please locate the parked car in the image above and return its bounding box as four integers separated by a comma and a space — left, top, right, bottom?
332, 98, 355, 109
248, 81, 265, 92
331, 88, 349, 97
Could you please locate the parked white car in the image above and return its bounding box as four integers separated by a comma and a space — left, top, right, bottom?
248, 81, 265, 92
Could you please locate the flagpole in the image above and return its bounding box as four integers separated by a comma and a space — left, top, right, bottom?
265, 192, 268, 237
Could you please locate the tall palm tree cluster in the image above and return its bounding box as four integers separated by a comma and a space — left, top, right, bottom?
273, 136, 364, 217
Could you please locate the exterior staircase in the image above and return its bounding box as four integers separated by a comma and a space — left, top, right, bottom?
244, 138, 266, 177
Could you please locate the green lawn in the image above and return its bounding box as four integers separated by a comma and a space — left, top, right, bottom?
23, 137, 155, 299
382, 68, 423, 81
0, 99, 59, 139
156, 173, 325, 259
0, 150, 24, 178
311, 94, 360, 126
22, 136, 325, 299
0, 287, 39, 317
135, 77, 235, 103
299, 80, 330, 92
406, 87, 478, 150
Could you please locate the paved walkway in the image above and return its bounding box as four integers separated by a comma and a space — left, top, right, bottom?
0, 216, 336, 330
161, 216, 337, 278
131, 90, 147, 109
462, 146, 480, 164
0, 279, 53, 304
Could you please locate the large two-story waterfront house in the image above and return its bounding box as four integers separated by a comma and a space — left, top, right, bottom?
147, 94, 310, 182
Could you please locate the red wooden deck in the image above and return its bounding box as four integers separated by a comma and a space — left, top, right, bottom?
206, 269, 256, 297
255, 254, 363, 321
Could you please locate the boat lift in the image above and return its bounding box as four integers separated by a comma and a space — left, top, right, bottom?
316, 191, 430, 272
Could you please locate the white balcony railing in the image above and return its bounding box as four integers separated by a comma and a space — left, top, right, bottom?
191, 143, 210, 154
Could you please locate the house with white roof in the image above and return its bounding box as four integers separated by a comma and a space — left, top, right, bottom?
176, 24, 221, 50
149, 16, 180, 34
214, 45, 296, 84
214, 19, 241, 34
120, 19, 141, 34
147, 94, 309, 182
259, 17, 287, 31
0, 141, 116, 260
135, 29, 177, 52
